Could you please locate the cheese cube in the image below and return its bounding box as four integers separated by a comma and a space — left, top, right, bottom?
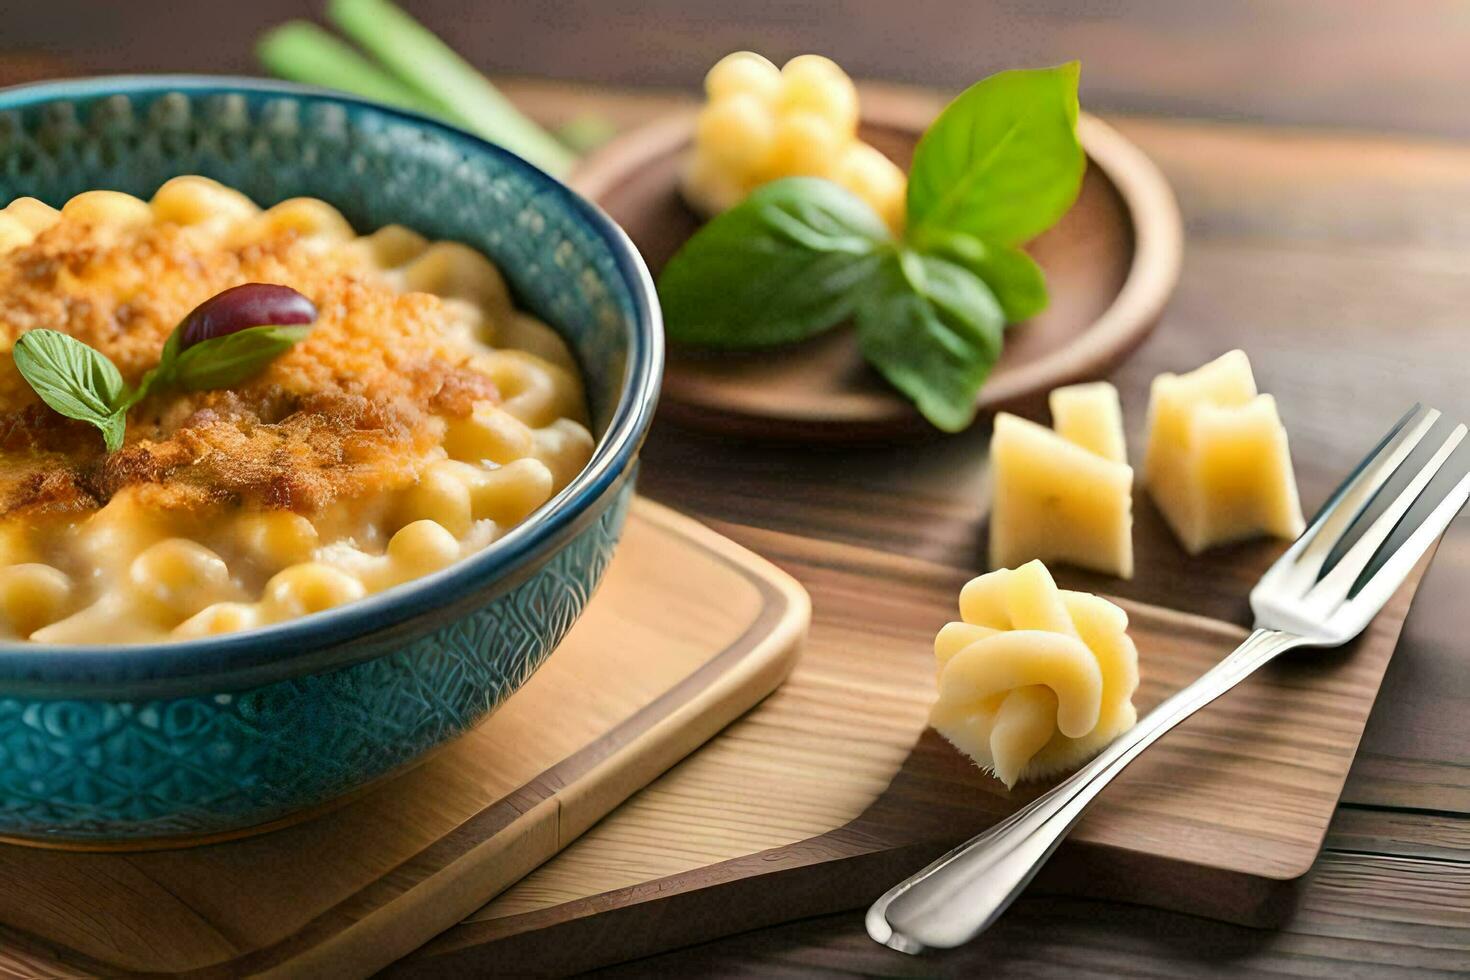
1144, 350, 1304, 554
989, 382, 1134, 578
1050, 381, 1127, 463
931, 560, 1140, 787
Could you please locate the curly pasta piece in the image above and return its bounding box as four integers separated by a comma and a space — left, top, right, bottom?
931, 560, 1139, 788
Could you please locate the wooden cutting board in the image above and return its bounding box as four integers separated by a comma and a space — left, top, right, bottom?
0, 499, 808, 979
395, 504, 1433, 977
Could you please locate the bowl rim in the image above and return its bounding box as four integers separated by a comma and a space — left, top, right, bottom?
0, 74, 664, 690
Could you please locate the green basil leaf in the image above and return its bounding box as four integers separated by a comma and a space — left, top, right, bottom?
113, 329, 184, 413
912, 228, 1047, 322
856, 250, 1004, 432
659, 177, 892, 348
12, 328, 130, 450
167, 324, 311, 390
907, 62, 1084, 246
97, 411, 128, 454
156, 329, 182, 377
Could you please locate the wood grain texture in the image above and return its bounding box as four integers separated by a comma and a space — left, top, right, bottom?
572, 92, 1181, 441
7, 0, 1470, 140
395, 516, 1429, 976
583, 830, 1470, 979
0, 500, 809, 978
387, 91, 1470, 974
612, 110, 1470, 553
632, 115, 1470, 825
0, 40, 1462, 973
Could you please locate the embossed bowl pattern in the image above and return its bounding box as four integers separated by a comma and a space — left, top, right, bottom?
0, 77, 662, 844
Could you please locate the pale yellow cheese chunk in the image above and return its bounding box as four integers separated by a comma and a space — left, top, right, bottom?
1144, 350, 1305, 554
931, 560, 1140, 787
1050, 381, 1127, 463
989, 382, 1134, 579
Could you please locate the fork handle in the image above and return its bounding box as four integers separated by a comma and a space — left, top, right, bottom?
867, 627, 1302, 953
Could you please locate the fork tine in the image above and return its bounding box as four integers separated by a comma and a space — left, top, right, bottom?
1347, 465, 1470, 615
1304, 421, 1467, 612
1281, 404, 1439, 585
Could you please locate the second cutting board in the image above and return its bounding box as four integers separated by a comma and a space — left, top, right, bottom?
396, 513, 1431, 976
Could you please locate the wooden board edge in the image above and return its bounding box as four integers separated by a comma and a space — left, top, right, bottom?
0, 500, 808, 980
389, 824, 907, 978
392, 814, 1301, 978
247, 499, 810, 979
555, 502, 812, 845
393, 545, 1438, 976
1090, 547, 1438, 888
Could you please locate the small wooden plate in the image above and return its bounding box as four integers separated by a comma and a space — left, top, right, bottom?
0, 500, 808, 979
571, 89, 1183, 442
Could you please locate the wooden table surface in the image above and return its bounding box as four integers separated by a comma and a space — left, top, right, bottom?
586, 105, 1470, 980
1, 3, 1468, 976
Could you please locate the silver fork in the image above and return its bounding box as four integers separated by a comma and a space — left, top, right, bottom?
867, 404, 1470, 954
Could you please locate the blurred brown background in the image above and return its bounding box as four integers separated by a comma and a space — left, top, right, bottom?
2, 3, 1469, 977
4, 0, 1470, 136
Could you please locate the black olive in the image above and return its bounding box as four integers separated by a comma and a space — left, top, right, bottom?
177, 283, 316, 350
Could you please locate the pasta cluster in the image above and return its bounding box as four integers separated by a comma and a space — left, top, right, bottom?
0, 177, 594, 644
683, 52, 907, 233
931, 560, 1139, 788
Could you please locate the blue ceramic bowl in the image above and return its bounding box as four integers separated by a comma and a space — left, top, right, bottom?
0, 77, 662, 844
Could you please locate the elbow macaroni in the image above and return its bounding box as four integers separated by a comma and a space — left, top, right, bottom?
0, 177, 595, 645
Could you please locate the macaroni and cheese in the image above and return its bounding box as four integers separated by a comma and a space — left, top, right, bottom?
0, 177, 594, 643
